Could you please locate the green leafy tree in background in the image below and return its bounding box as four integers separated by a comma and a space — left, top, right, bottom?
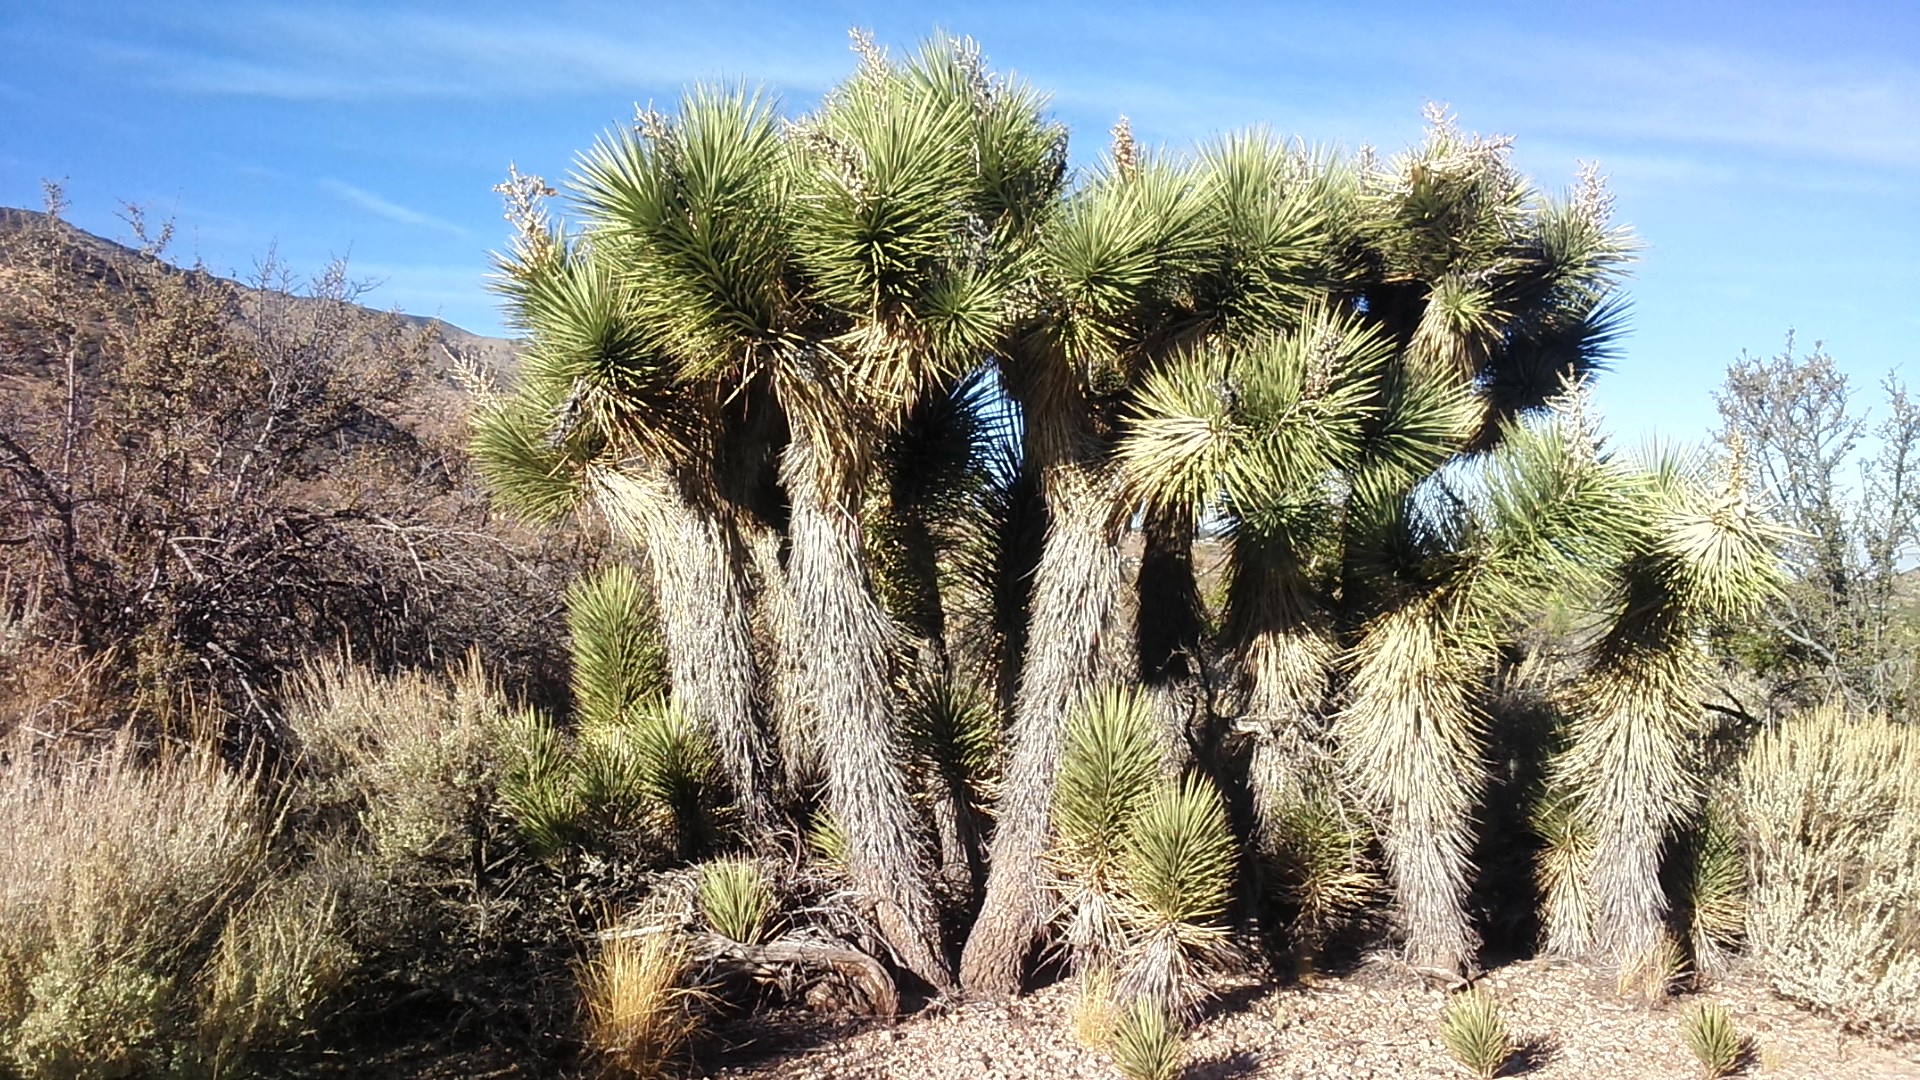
1714, 334, 1920, 718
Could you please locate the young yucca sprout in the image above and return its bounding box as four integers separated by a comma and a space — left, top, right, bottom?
1679, 802, 1746, 979
1113, 774, 1237, 1020
807, 811, 849, 870
1679, 1001, 1743, 1079
494, 708, 585, 857
697, 857, 777, 946
626, 703, 723, 858
1051, 688, 1163, 970
566, 563, 669, 730
574, 718, 650, 832
1439, 988, 1513, 1079
1530, 785, 1595, 958
1267, 795, 1379, 959
1109, 998, 1184, 1080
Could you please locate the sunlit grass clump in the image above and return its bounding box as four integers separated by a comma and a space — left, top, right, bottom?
579, 931, 700, 1079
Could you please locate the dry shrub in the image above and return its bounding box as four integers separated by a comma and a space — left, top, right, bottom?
579, 931, 699, 1078
0, 733, 342, 1076
197, 867, 356, 1075
286, 654, 502, 869
1069, 967, 1119, 1051
1740, 703, 1920, 1035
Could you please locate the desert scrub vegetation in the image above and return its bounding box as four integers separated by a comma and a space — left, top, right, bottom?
1740, 703, 1920, 1035
0, 193, 588, 736
11, 21, 1920, 1079
0, 732, 345, 1078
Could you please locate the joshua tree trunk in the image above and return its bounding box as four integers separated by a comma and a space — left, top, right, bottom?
873, 499, 988, 895
1558, 647, 1699, 968
1334, 603, 1485, 976
781, 430, 953, 991
960, 460, 1128, 995
1135, 504, 1212, 773
1227, 546, 1336, 845
593, 467, 781, 839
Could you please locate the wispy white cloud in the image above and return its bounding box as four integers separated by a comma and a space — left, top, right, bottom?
983, 8, 1920, 176
100, 5, 846, 103
318, 179, 468, 237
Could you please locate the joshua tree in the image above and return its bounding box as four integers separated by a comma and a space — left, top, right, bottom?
1545, 445, 1785, 968
968, 108, 1633, 987
961, 132, 1223, 994
1117, 308, 1439, 851
563, 34, 1066, 990
1315, 115, 1634, 974
470, 197, 785, 839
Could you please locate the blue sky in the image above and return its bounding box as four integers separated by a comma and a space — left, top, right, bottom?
4, 1, 1916, 441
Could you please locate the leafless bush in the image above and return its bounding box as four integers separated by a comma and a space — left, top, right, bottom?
0, 190, 588, 735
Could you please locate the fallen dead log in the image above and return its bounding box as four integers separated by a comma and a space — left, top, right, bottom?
691, 933, 900, 1017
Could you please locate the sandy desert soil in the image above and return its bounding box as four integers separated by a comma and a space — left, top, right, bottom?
699, 957, 1920, 1080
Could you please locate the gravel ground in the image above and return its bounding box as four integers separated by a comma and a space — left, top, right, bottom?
701, 958, 1920, 1079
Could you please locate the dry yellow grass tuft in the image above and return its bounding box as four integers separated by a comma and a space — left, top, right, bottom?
1068, 968, 1118, 1051
580, 929, 701, 1078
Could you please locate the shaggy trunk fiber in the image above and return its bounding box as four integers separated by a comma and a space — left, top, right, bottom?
744, 522, 814, 791
960, 463, 1127, 995
1558, 649, 1699, 968
1242, 624, 1336, 837
875, 503, 985, 895
1135, 504, 1211, 773
781, 433, 952, 990
1334, 604, 1485, 975
593, 468, 780, 838
1227, 546, 1335, 844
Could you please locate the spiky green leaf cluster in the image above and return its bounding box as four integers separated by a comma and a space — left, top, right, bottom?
697, 857, 778, 946
1265, 796, 1381, 948
567, 563, 670, 729
1680, 800, 1746, 976
1439, 988, 1513, 1080
1118, 308, 1399, 522
1679, 1002, 1743, 1079
1050, 690, 1236, 1014
493, 699, 724, 862
617, 704, 723, 858
1052, 688, 1165, 966
1113, 776, 1237, 1018
1108, 999, 1185, 1080
902, 676, 1001, 810
1117, 776, 1235, 936
1531, 785, 1596, 956
495, 708, 586, 858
